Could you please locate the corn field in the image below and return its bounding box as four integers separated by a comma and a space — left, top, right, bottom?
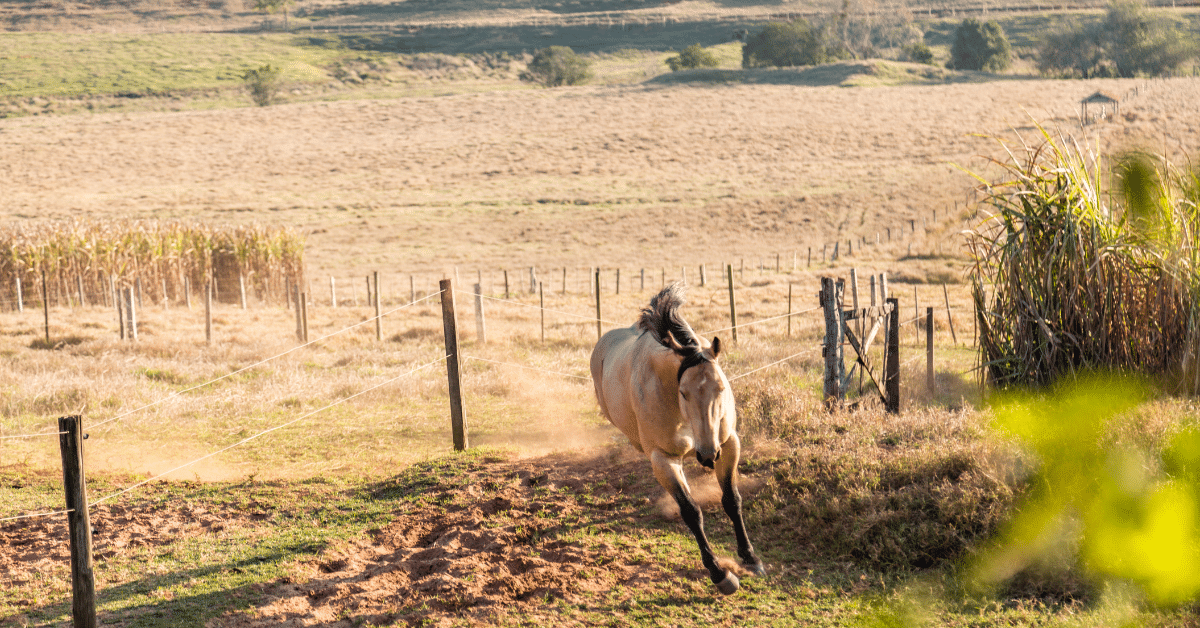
0, 220, 305, 309
967, 127, 1200, 393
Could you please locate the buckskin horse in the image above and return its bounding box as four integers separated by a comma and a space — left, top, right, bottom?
589, 283, 765, 594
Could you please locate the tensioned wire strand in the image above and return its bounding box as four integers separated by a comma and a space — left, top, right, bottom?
463, 355, 591, 381
87, 290, 443, 431
91, 354, 449, 507
0, 508, 74, 524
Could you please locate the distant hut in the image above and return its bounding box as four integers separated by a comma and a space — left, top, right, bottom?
1081, 91, 1120, 123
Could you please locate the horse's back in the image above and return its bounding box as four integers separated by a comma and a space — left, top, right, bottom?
590, 326, 646, 449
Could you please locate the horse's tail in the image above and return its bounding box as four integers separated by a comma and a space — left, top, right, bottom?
637, 283, 701, 348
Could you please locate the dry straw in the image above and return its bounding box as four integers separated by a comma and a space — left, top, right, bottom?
0, 219, 304, 308
966, 124, 1200, 392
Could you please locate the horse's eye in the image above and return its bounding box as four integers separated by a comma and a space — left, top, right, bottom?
680, 391, 689, 401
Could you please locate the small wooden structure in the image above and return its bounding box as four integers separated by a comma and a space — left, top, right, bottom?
1081, 91, 1120, 123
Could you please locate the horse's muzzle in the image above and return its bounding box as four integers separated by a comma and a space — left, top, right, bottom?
696, 448, 720, 469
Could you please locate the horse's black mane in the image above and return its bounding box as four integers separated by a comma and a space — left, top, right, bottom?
637, 283, 711, 380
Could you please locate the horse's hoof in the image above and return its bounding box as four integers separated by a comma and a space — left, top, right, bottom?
716, 571, 740, 595
744, 561, 766, 577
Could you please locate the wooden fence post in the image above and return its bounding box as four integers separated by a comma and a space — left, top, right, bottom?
185, 277, 192, 311
700, 264, 706, 287
161, 279, 168, 309
15, 276, 23, 313
616, 269, 620, 295
135, 276, 143, 309
539, 281, 545, 343
124, 287, 137, 341
300, 293, 309, 343
293, 282, 302, 342
439, 279, 467, 451
787, 283, 793, 338
77, 275, 86, 308
41, 269, 50, 344
239, 274, 247, 309
374, 271, 382, 342
926, 307, 935, 393
529, 267, 537, 293
724, 264, 734, 345
330, 276, 337, 308
595, 268, 602, 341
807, 247, 812, 267
885, 297, 900, 414
58, 415, 97, 628
503, 270, 510, 299
562, 267, 567, 294
206, 282, 214, 345
116, 289, 125, 340
640, 268, 645, 291
474, 283, 486, 344
410, 275, 416, 304
821, 277, 843, 410
942, 284, 957, 344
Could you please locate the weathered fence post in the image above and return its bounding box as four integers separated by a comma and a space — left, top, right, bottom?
238, 274, 246, 310
539, 281, 546, 343
503, 270, 510, 299
926, 307, 935, 393
330, 276, 337, 308
807, 247, 812, 268
76, 275, 86, 308
300, 292, 309, 343
821, 277, 843, 410
161, 279, 168, 309
700, 264, 707, 287
374, 271, 382, 342
58, 415, 97, 628
886, 297, 900, 414
293, 283, 302, 342
595, 268, 602, 341
439, 279, 467, 451
135, 276, 143, 309
942, 284, 957, 345
116, 289, 125, 340
640, 268, 645, 291
562, 267, 567, 294
410, 275, 416, 304
206, 282, 214, 345
474, 283, 486, 344
185, 277, 192, 311
15, 276, 23, 313
124, 287, 137, 341
727, 264, 738, 345
616, 269, 620, 295
529, 267, 537, 293
41, 269, 50, 344
787, 283, 793, 338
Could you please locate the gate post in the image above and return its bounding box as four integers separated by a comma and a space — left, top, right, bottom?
440, 279, 467, 451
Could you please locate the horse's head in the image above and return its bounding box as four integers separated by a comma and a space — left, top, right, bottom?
668, 333, 734, 469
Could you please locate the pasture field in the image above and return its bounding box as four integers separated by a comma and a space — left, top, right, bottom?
5, 1, 1200, 625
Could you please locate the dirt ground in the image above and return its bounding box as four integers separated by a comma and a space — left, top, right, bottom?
5, 74, 1198, 281
1, 450, 760, 627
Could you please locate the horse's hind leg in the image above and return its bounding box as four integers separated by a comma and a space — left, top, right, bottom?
716, 433, 765, 576
649, 449, 740, 595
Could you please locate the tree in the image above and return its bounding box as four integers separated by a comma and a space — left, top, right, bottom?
242, 64, 282, 107
521, 47, 593, 87
949, 18, 1011, 72
254, 0, 295, 31
666, 44, 721, 71
742, 21, 830, 68
1037, 0, 1197, 77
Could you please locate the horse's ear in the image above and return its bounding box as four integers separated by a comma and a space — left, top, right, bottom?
711, 337, 721, 358
665, 330, 685, 353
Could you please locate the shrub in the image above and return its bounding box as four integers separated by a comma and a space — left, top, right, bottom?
902, 41, 935, 65
665, 44, 721, 71
949, 18, 1011, 72
742, 21, 830, 68
1038, 0, 1197, 78
242, 63, 282, 107
520, 46, 592, 87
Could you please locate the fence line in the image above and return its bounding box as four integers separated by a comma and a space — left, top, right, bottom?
463, 355, 591, 381
699, 305, 822, 336
88, 290, 443, 431
91, 354, 450, 507
0, 508, 74, 524
468, 290, 626, 327
1, 430, 68, 440
728, 346, 822, 381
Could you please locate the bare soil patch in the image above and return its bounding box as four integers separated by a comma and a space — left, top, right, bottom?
212, 449, 757, 627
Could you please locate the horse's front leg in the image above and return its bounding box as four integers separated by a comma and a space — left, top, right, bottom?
649, 449, 740, 595
716, 432, 765, 576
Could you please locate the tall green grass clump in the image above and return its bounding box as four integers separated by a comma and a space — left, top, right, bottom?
967, 127, 1200, 391
0, 220, 305, 309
